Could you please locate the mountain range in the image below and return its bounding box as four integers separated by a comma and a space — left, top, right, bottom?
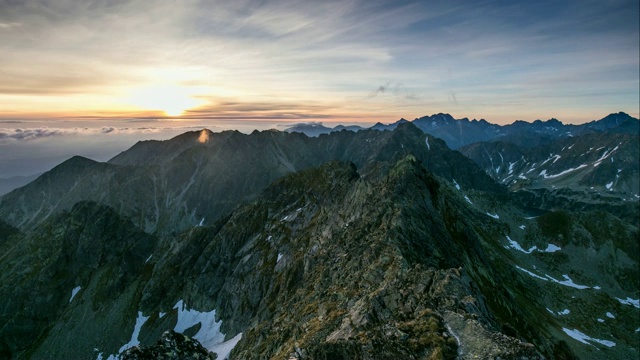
0, 124, 499, 235
286, 112, 639, 149
0, 117, 638, 360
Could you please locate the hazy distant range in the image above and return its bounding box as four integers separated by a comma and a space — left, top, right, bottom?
1, 112, 635, 194
0, 119, 290, 180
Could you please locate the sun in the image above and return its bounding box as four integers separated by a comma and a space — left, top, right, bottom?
125, 85, 205, 116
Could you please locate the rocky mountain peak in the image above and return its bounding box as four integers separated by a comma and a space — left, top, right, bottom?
0, 115, 638, 360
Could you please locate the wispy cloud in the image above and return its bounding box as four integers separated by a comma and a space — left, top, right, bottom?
0, 0, 637, 124
0, 126, 176, 141
0, 22, 21, 29
366, 81, 419, 101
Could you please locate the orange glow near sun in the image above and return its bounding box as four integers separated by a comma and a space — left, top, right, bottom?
125, 84, 206, 116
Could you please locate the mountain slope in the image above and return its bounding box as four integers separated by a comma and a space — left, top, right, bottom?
1, 157, 637, 359
0, 123, 502, 235
0, 201, 157, 359
459, 132, 640, 197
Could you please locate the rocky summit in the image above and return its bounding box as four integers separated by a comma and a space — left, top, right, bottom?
0, 123, 638, 360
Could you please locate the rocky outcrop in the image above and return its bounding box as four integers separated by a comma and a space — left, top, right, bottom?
121, 331, 215, 360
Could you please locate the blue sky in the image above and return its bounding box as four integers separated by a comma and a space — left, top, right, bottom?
0, 0, 638, 176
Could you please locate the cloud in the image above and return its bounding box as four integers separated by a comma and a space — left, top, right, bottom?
0, 22, 21, 29
368, 81, 391, 98
367, 81, 419, 101
0, 0, 637, 124
0, 126, 168, 141
275, 121, 325, 129
0, 128, 66, 140
182, 99, 343, 120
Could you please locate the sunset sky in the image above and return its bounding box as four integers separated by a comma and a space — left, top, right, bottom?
0, 0, 639, 177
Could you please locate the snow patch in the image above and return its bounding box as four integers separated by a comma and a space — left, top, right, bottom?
605, 182, 613, 190
145, 254, 153, 263
545, 274, 589, 289
69, 286, 81, 303
515, 266, 548, 281
172, 300, 242, 359
597, 318, 605, 323
198, 218, 204, 226
425, 137, 430, 150
542, 244, 561, 253
211, 333, 243, 360
118, 311, 150, 353
505, 236, 536, 253
596, 146, 619, 163
540, 164, 587, 179
464, 195, 473, 205
606, 312, 615, 319
548, 308, 570, 315
519, 225, 526, 230
277, 253, 283, 262
616, 297, 640, 309
515, 266, 590, 290
562, 328, 616, 348
452, 179, 460, 190
540, 154, 554, 166
486, 212, 499, 219
504, 236, 560, 254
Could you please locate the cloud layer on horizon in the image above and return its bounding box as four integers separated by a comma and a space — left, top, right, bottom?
0, 0, 638, 124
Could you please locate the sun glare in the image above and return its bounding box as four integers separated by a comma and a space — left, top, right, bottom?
125, 85, 206, 116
